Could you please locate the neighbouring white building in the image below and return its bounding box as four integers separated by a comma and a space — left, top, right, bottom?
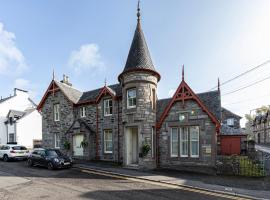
0, 88, 42, 148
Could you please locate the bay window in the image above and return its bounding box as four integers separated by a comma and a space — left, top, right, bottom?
190, 126, 199, 157
180, 127, 188, 157
171, 128, 178, 157
170, 126, 200, 158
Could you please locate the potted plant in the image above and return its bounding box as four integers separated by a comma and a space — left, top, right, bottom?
80, 139, 88, 149
63, 140, 71, 150
142, 144, 151, 157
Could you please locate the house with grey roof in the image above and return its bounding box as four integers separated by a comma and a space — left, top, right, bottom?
37, 4, 238, 173
0, 88, 42, 148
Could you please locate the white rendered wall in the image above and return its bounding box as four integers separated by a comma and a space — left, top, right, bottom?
0, 89, 37, 145
16, 110, 42, 148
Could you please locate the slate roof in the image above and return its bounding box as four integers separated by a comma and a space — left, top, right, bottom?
221, 124, 245, 135
55, 81, 83, 104
221, 107, 242, 119
156, 90, 221, 122
78, 84, 122, 103
0, 96, 14, 104
118, 21, 160, 81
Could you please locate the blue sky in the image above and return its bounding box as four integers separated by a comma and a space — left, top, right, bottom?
0, 0, 270, 126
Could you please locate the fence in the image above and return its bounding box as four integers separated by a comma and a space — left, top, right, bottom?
216, 155, 267, 177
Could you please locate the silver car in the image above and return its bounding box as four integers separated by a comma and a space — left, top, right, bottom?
0, 144, 29, 161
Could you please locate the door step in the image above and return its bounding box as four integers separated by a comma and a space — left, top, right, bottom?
125, 164, 139, 170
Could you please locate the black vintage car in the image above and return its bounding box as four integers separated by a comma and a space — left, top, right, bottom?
27, 148, 73, 170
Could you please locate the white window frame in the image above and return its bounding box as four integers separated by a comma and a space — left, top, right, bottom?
170, 127, 179, 157
152, 89, 156, 110
227, 118, 234, 126
80, 107, 86, 118
54, 104, 60, 121
54, 134, 60, 149
104, 130, 113, 154
127, 88, 136, 109
104, 99, 113, 116
180, 128, 188, 157
190, 126, 199, 158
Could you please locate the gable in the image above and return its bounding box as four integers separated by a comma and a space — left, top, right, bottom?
37, 80, 83, 110
156, 80, 221, 131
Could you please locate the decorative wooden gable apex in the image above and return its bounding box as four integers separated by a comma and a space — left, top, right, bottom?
37, 80, 60, 111
156, 65, 220, 131
95, 86, 117, 103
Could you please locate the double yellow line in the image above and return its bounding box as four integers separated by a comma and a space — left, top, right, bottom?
79, 168, 254, 200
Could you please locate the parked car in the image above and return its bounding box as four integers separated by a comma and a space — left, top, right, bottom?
0, 144, 29, 161
27, 148, 73, 170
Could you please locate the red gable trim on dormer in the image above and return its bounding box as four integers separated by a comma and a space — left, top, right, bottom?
156, 79, 220, 132
95, 86, 117, 103
37, 80, 72, 111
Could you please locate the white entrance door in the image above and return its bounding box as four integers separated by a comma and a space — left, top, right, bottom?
73, 135, 84, 156
126, 127, 138, 165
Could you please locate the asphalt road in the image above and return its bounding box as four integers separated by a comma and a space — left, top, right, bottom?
0, 160, 236, 200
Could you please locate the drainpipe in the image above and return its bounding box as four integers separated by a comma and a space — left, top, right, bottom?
117, 99, 120, 164
96, 104, 99, 160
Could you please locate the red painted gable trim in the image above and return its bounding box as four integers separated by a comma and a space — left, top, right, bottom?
37, 80, 56, 111
37, 80, 76, 111
156, 80, 221, 132
95, 86, 117, 103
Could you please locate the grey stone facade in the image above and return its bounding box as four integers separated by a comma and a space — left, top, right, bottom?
38, 8, 223, 172
158, 100, 217, 174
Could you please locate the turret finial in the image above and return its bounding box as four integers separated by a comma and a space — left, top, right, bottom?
52, 68, 55, 80
104, 77, 107, 86
182, 65, 184, 81
137, 0, 141, 22
218, 78, 220, 91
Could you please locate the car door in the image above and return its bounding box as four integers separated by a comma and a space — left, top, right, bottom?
31, 150, 43, 165
0, 146, 4, 158
39, 150, 47, 167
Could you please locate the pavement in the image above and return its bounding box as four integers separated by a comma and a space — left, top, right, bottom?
74, 161, 270, 200
256, 145, 270, 154
0, 160, 240, 200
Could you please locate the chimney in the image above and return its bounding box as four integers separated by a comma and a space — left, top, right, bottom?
60, 74, 72, 86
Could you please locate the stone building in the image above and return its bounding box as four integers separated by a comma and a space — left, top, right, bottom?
38, 5, 226, 172
252, 112, 270, 145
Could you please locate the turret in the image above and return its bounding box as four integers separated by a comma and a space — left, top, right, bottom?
119, 1, 160, 169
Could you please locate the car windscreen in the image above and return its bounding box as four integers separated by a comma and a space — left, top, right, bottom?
45, 150, 63, 157
12, 146, 27, 150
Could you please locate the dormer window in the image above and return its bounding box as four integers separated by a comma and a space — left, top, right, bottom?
54, 104, 60, 121
80, 107, 86, 118
227, 118, 234, 126
104, 99, 113, 116
127, 88, 136, 109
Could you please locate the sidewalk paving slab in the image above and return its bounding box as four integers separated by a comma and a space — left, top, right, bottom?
74, 161, 270, 200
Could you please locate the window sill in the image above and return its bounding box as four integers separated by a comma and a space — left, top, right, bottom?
104, 151, 113, 154
104, 114, 113, 117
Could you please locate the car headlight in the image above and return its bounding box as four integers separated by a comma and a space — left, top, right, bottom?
54, 158, 59, 163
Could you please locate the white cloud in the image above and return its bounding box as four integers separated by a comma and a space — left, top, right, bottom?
68, 43, 105, 74
0, 22, 27, 75
168, 88, 175, 97
13, 78, 37, 99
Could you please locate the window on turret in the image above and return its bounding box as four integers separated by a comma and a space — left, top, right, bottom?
54, 104, 60, 121
152, 89, 156, 110
104, 99, 113, 116
127, 88, 136, 109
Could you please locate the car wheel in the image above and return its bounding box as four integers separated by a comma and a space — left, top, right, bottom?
47, 162, 54, 170
27, 159, 33, 167
3, 155, 9, 162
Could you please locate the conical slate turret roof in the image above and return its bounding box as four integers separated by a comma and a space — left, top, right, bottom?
118, 5, 160, 82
